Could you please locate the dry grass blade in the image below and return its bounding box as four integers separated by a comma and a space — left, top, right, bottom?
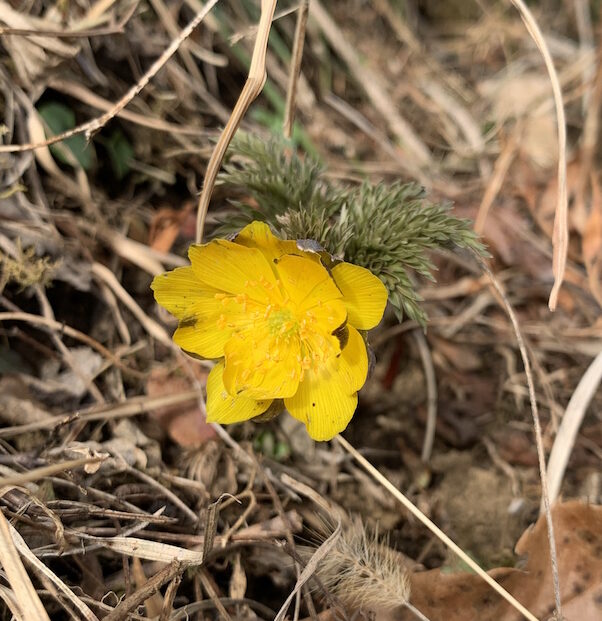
309, 0, 431, 169
0, 0, 220, 153
283, 0, 309, 138
506, 0, 568, 310
103, 560, 183, 621
0, 312, 145, 378
195, 0, 278, 243
274, 520, 342, 621
474, 127, 521, 234
0, 390, 202, 438
0, 0, 137, 37
0, 584, 24, 621
8, 522, 99, 621
546, 350, 602, 505
0, 456, 106, 487
90, 535, 205, 564
478, 256, 563, 618
91, 262, 172, 347
48, 78, 205, 136
0, 511, 51, 621
334, 435, 539, 621
132, 557, 163, 618
158, 571, 181, 621
76, 220, 186, 275
199, 568, 234, 621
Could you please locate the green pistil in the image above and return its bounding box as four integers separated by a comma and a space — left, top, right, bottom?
268, 308, 296, 337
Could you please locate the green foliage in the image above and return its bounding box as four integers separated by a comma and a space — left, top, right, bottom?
104, 129, 134, 180
217, 133, 487, 325
37, 102, 95, 170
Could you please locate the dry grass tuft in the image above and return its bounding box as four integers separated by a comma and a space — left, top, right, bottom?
308, 518, 410, 613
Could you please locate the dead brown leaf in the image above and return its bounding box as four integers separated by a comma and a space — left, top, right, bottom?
430, 336, 482, 372
148, 203, 194, 253
398, 500, 602, 621
479, 72, 557, 170
146, 367, 216, 447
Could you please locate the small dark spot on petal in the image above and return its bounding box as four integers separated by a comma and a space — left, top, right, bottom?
312, 403, 316, 407
332, 323, 349, 350
180, 317, 197, 328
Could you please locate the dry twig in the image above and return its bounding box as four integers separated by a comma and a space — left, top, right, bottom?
195, 0, 278, 243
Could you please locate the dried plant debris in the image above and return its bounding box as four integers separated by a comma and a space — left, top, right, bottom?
304, 518, 411, 616
0, 1, 600, 620
398, 501, 602, 621
0, 245, 59, 292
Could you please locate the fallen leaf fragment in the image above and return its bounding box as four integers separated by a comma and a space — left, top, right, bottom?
398, 500, 602, 621
148, 202, 194, 253
146, 367, 216, 447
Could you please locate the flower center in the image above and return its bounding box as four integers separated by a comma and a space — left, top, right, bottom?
215, 273, 345, 392
267, 307, 296, 337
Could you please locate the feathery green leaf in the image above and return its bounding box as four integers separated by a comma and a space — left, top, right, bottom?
216, 133, 486, 325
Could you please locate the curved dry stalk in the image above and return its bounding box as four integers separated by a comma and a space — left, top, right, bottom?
478, 255, 563, 618
195, 0, 278, 244
412, 329, 437, 462
546, 350, 602, 505
91, 262, 172, 347
506, 0, 568, 311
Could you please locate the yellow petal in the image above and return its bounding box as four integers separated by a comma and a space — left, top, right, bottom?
173, 319, 228, 359
151, 267, 219, 319
284, 326, 368, 441
235, 221, 298, 262
331, 262, 388, 330
206, 361, 272, 424
275, 254, 343, 311
189, 240, 281, 304
338, 325, 369, 392
222, 324, 301, 399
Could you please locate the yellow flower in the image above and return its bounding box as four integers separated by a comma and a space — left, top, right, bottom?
151, 221, 387, 441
